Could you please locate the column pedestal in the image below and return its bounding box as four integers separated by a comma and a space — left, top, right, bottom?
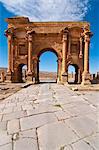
27, 71, 33, 82
6, 71, 12, 82
0, 72, 5, 82
78, 69, 81, 84
81, 72, 91, 85
61, 72, 68, 84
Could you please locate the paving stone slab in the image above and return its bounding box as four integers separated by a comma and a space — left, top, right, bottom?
0, 115, 2, 121
0, 121, 7, 132
0, 143, 12, 150
55, 110, 71, 120
2, 111, 27, 121
7, 119, 20, 134
27, 104, 61, 116
85, 133, 99, 150
19, 129, 37, 139
72, 140, 94, 150
64, 145, 73, 150
14, 138, 38, 150
20, 112, 57, 131
65, 116, 97, 138
0, 133, 12, 146
37, 122, 79, 150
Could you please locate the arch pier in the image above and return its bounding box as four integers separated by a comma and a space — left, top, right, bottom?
5, 17, 93, 84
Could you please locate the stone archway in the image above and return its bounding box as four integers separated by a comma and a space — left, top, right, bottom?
37, 48, 58, 83
5, 17, 93, 85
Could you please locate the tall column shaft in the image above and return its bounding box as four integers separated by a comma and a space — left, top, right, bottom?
81, 32, 92, 85
7, 35, 12, 73
57, 57, 62, 82
61, 30, 68, 83
68, 36, 71, 58
62, 33, 67, 73
33, 57, 39, 83
84, 35, 89, 73
79, 37, 83, 58
28, 34, 32, 73
11, 43, 14, 72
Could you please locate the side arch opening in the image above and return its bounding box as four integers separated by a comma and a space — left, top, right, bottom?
17, 64, 27, 83
68, 64, 79, 84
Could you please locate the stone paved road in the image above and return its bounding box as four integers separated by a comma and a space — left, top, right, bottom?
0, 83, 99, 150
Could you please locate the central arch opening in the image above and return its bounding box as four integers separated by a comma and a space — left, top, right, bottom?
38, 49, 58, 83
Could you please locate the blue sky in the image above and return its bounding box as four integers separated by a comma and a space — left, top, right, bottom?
0, 0, 99, 73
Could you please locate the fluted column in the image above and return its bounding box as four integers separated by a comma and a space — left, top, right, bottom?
84, 34, 90, 73
62, 33, 67, 73
82, 31, 93, 85
79, 36, 83, 58
61, 29, 68, 83
11, 42, 14, 72
67, 35, 71, 58
28, 34, 32, 74
7, 34, 12, 73
57, 57, 62, 83
33, 56, 39, 83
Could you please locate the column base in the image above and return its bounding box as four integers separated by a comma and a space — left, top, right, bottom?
35, 77, 39, 84
27, 71, 33, 82
81, 72, 91, 85
6, 71, 12, 82
61, 72, 68, 84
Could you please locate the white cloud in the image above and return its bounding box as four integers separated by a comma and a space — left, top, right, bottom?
0, 0, 90, 21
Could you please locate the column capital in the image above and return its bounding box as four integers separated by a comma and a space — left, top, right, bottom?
58, 57, 62, 62
32, 56, 38, 62
29, 35, 33, 42
63, 34, 68, 41
5, 27, 14, 37
62, 27, 69, 41
80, 36, 83, 42
8, 34, 12, 42
26, 28, 35, 41
79, 36, 83, 58
84, 34, 90, 43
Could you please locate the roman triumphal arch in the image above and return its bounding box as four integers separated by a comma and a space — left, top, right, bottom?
5, 17, 93, 85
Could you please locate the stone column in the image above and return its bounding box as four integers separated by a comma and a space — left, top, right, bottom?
67, 35, 71, 58
61, 30, 68, 83
27, 34, 33, 82
0, 72, 5, 82
78, 69, 81, 84
57, 57, 62, 83
28, 34, 32, 73
33, 56, 39, 83
82, 32, 92, 85
11, 43, 14, 72
6, 34, 13, 82
7, 34, 12, 73
79, 36, 83, 58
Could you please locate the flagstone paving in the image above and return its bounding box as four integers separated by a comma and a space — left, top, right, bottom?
0, 83, 99, 150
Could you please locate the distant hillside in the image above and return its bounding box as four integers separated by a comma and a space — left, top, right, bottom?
39, 71, 57, 79
0, 67, 7, 74
0, 67, 57, 79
